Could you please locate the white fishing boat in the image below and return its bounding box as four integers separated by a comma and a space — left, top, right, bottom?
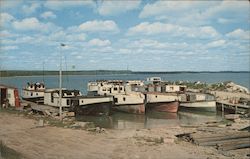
22, 82, 45, 103
88, 81, 146, 114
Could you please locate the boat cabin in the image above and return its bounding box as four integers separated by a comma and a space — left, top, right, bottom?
165, 85, 187, 93
44, 89, 81, 107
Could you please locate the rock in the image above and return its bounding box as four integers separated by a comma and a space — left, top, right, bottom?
225, 114, 240, 121
70, 122, 95, 129
36, 119, 44, 127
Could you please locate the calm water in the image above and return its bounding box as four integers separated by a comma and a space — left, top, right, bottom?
0, 72, 249, 94
0, 72, 248, 129
76, 110, 222, 129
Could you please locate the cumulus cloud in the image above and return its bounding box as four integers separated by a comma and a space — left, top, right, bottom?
44, 0, 95, 10
206, 40, 226, 48
88, 39, 111, 47
226, 29, 250, 40
97, 0, 141, 16
139, 1, 249, 26
40, 11, 57, 19
22, 2, 40, 14
127, 22, 219, 38
79, 20, 119, 33
12, 17, 59, 32
0, 13, 15, 26
1, 45, 19, 51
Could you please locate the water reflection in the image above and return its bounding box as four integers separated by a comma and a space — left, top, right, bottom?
76, 109, 222, 130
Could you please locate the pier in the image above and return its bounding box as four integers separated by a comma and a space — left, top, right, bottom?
216, 100, 250, 115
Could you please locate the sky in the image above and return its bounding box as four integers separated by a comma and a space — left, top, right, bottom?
0, 0, 249, 71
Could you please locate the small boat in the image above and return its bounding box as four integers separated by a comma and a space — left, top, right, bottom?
145, 92, 179, 113
44, 88, 112, 116
22, 82, 45, 103
179, 92, 216, 112
88, 81, 146, 114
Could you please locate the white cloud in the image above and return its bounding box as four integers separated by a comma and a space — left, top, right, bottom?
0, 13, 15, 26
88, 39, 111, 47
1, 45, 19, 51
226, 29, 250, 40
139, 1, 249, 26
139, 1, 216, 18
79, 20, 119, 33
44, 0, 95, 10
40, 11, 57, 19
97, 1, 141, 16
127, 22, 219, 38
12, 17, 60, 32
0, 0, 22, 9
22, 2, 40, 14
206, 40, 226, 48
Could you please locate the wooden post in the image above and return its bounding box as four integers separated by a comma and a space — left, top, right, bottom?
222, 103, 224, 117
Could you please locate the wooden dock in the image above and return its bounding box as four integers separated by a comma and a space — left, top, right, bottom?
177, 131, 250, 151
216, 100, 250, 114
21, 100, 59, 114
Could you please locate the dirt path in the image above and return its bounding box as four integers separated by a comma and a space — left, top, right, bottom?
0, 112, 248, 159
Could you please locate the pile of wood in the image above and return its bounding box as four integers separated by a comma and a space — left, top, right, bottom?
177, 131, 250, 151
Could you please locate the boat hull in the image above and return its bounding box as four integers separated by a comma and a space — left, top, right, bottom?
22, 97, 44, 103
146, 101, 179, 113
113, 103, 145, 114
74, 102, 112, 116
180, 100, 216, 112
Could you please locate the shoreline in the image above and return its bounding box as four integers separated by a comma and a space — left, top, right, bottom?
0, 110, 249, 159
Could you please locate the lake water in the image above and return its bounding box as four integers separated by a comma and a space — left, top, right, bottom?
0, 72, 248, 129
0, 72, 249, 94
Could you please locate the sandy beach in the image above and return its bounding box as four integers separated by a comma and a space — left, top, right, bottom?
0, 111, 249, 159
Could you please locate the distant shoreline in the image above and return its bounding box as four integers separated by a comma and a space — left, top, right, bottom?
0, 70, 249, 77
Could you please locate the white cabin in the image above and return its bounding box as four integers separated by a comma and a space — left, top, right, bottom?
165, 85, 187, 93
22, 82, 45, 100
146, 77, 161, 84
44, 89, 81, 107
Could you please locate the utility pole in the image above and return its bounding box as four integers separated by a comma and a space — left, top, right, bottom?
59, 43, 65, 120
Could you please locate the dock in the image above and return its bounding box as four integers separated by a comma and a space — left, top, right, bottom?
216, 100, 250, 114
22, 100, 59, 114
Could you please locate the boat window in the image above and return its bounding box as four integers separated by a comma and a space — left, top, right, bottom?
36, 93, 38, 96
114, 87, 118, 91
120, 87, 123, 90
67, 99, 70, 105
155, 95, 157, 98
102, 88, 106, 91
82, 100, 84, 103
123, 97, 126, 101
51, 94, 54, 103
114, 98, 118, 103
31, 92, 33, 96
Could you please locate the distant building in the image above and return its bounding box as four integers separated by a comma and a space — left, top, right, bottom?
0, 84, 20, 108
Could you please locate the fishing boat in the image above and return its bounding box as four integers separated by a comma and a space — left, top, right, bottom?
44, 88, 113, 116
22, 82, 45, 103
145, 92, 180, 113
179, 92, 216, 112
88, 81, 146, 114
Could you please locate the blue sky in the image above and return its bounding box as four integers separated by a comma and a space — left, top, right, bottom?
0, 0, 249, 71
